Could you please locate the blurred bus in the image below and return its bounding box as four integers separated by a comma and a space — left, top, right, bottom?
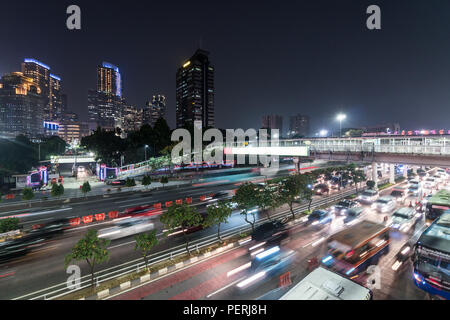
321, 220, 390, 279
279, 267, 372, 300
425, 190, 450, 226
412, 211, 450, 300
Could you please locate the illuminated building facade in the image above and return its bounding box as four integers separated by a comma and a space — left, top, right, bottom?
88, 62, 125, 131
21, 58, 63, 122
176, 49, 214, 128
97, 62, 122, 98
0, 72, 45, 138
143, 94, 166, 127
121, 105, 143, 135
58, 121, 89, 146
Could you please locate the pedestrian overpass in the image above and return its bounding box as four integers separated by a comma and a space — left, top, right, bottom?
225, 135, 450, 167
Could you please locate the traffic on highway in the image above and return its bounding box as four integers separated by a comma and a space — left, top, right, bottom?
0, 160, 448, 301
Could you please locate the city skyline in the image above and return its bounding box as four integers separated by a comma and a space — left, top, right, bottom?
2, 1, 450, 133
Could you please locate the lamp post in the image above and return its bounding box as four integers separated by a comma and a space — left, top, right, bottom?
336, 114, 346, 138
144, 145, 148, 161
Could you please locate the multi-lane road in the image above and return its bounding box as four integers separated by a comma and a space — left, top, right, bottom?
109, 175, 444, 301
0, 162, 339, 300
0, 163, 441, 300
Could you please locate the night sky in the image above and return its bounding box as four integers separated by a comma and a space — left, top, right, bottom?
1, 0, 450, 134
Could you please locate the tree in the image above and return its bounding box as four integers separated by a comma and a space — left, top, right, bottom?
279, 175, 303, 219
233, 183, 260, 232
153, 117, 171, 155
0, 217, 20, 233
204, 200, 233, 242
125, 178, 136, 187
366, 180, 376, 190
160, 176, 169, 188
352, 170, 366, 192
22, 187, 34, 207
65, 229, 110, 289
51, 183, 64, 198
255, 184, 277, 221
0, 135, 37, 174
81, 181, 91, 198
81, 127, 125, 165
142, 175, 152, 189
160, 204, 203, 255
134, 230, 158, 271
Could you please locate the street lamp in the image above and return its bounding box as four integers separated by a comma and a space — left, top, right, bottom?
319, 129, 328, 137
336, 113, 346, 138
144, 145, 149, 161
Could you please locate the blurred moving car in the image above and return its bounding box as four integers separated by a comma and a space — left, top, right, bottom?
416, 168, 427, 178
390, 207, 423, 233
390, 188, 408, 204
407, 183, 422, 197
235, 246, 296, 292
110, 179, 126, 186
358, 189, 379, 204
98, 217, 154, 240
314, 184, 329, 195
372, 196, 397, 213
122, 205, 162, 218
423, 177, 437, 189
330, 200, 359, 216
343, 207, 366, 225
306, 210, 334, 228
251, 220, 290, 247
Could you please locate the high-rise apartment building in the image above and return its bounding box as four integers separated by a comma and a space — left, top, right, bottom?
143, 94, 166, 127
0, 72, 45, 138
176, 49, 214, 128
288, 114, 310, 138
262, 114, 283, 135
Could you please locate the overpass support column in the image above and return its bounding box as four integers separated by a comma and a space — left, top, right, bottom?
390, 164, 395, 184
403, 165, 409, 179
372, 162, 378, 188
293, 157, 300, 173
413, 166, 418, 174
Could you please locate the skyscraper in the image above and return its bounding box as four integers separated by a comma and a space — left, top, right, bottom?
0, 72, 45, 138
143, 94, 166, 127
262, 114, 283, 135
88, 62, 125, 131
289, 114, 310, 138
21, 58, 62, 122
176, 49, 214, 129
97, 62, 122, 98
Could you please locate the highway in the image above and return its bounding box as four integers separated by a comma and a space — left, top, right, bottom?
0, 161, 339, 299
109, 176, 444, 301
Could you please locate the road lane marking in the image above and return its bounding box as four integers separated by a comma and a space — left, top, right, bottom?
206, 276, 246, 298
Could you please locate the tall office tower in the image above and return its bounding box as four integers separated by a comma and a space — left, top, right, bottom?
121, 105, 143, 135
289, 114, 310, 138
143, 94, 166, 127
97, 62, 122, 98
21, 58, 62, 122
176, 49, 214, 129
262, 114, 283, 135
49, 74, 62, 121
88, 62, 125, 131
0, 72, 45, 138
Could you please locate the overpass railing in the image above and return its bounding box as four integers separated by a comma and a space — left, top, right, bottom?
308, 144, 450, 155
